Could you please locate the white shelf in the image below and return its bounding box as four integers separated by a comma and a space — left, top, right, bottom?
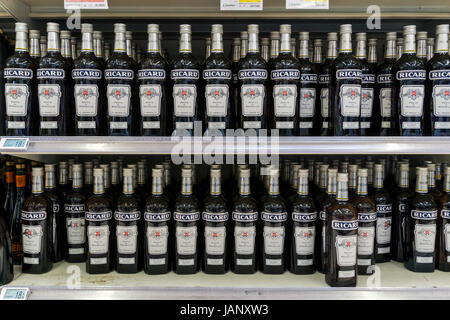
3, 261, 450, 300
2, 136, 450, 156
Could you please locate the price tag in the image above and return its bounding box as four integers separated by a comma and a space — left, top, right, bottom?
0, 137, 29, 150
0, 287, 30, 300
286, 0, 329, 9
220, 0, 263, 11
64, 0, 109, 9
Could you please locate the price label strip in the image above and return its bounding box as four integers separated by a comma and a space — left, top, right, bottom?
286, 0, 329, 9
0, 138, 29, 151
0, 287, 30, 300
64, 0, 109, 9
220, 0, 263, 11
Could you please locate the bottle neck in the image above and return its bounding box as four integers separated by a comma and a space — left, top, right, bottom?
16, 174, 26, 191
349, 170, 357, 190
239, 176, 251, 195
271, 38, 280, 58
336, 180, 349, 201
248, 32, 259, 53
297, 175, 308, 195
416, 173, 428, 194
298, 39, 309, 58
368, 44, 377, 63
45, 171, 56, 189
211, 32, 223, 53
210, 175, 222, 195
373, 171, 384, 189
138, 167, 146, 186
268, 175, 279, 195
319, 170, 328, 190
94, 38, 103, 58
356, 176, 368, 196
47, 31, 60, 52
152, 175, 164, 195
279, 32, 290, 54
179, 33, 192, 53
32, 175, 44, 194
181, 176, 193, 195
93, 175, 105, 194
339, 33, 352, 53
59, 168, 68, 185
164, 167, 171, 187
399, 169, 409, 188
123, 175, 134, 195
327, 39, 338, 59
444, 173, 450, 193
403, 34, 416, 54
147, 31, 160, 53
72, 171, 83, 189
15, 31, 28, 53
356, 39, 367, 59
126, 38, 132, 57
436, 33, 449, 53
111, 167, 119, 186
85, 168, 93, 185
428, 170, 436, 189
61, 38, 72, 58
385, 39, 396, 59
233, 43, 240, 62
327, 175, 337, 196
103, 171, 110, 189
417, 39, 427, 59
30, 38, 40, 57
114, 32, 127, 53
81, 32, 94, 53
313, 44, 322, 64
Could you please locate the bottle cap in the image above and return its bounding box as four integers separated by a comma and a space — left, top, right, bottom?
403, 25, 416, 35
386, 32, 397, 40
47, 22, 60, 33
248, 24, 259, 34
32, 167, 44, 176
15, 22, 28, 33
327, 32, 338, 41
29, 30, 40, 38
314, 39, 323, 46
60, 30, 71, 39
299, 32, 309, 41
94, 168, 104, 176
445, 166, 450, 175
81, 23, 93, 33
291, 37, 296, 44
356, 32, 367, 41
349, 164, 358, 172
396, 38, 404, 44
240, 168, 250, 178
152, 168, 163, 177
114, 23, 127, 33
427, 163, 436, 171
72, 164, 82, 172
417, 31, 428, 40
270, 168, 280, 177
148, 24, 159, 33
320, 164, 330, 171
436, 24, 450, 35
59, 161, 68, 168
270, 31, 281, 39
261, 38, 269, 45
205, 37, 211, 44
93, 31, 102, 39
180, 24, 191, 34
427, 38, 434, 45
357, 168, 368, 177
84, 161, 93, 168
280, 24, 291, 34
240, 31, 248, 39
44, 164, 56, 172
368, 38, 377, 45
182, 167, 192, 177
212, 24, 223, 34
123, 168, 133, 177
399, 163, 409, 171
210, 168, 221, 177
298, 169, 309, 177
340, 24, 352, 34
337, 172, 348, 182
328, 168, 338, 176
126, 31, 133, 39
233, 37, 240, 45
110, 161, 119, 168
71, 36, 77, 42
416, 167, 428, 175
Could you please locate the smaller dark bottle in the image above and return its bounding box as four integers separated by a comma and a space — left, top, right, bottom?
105, 24, 136, 136
393, 25, 426, 136
375, 32, 397, 136
85, 168, 115, 274
10, 163, 27, 265
171, 24, 201, 136
100, 163, 114, 206
58, 161, 70, 198
3, 160, 15, 229
404, 167, 437, 272
37, 22, 71, 136
319, 33, 338, 136
372, 164, 393, 263
138, 24, 168, 136
83, 161, 94, 196
135, 161, 147, 205
271, 24, 300, 136
231, 37, 242, 128
73, 24, 105, 136
352, 168, 377, 275
417, 32, 428, 64
331, 24, 362, 136
427, 163, 443, 202
202, 167, 229, 274
144, 168, 171, 274
109, 162, 120, 200
115, 168, 142, 274
29, 29, 41, 65
21, 167, 53, 274
4, 23, 37, 136
0, 204, 13, 285
64, 164, 87, 263
238, 24, 269, 133
44, 164, 63, 262
427, 24, 450, 136
93, 31, 105, 66
174, 167, 200, 274
261, 169, 288, 274
356, 33, 376, 136
290, 169, 317, 274
391, 163, 413, 262
231, 168, 259, 274
298, 32, 319, 136
204, 24, 233, 136
348, 164, 358, 200
326, 173, 358, 287
437, 166, 450, 271
61, 31, 74, 68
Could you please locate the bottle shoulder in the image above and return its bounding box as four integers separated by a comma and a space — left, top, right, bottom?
271, 55, 300, 70
39, 53, 69, 69
239, 54, 268, 69
5, 53, 35, 69
298, 58, 317, 73
139, 53, 167, 70
205, 53, 231, 69
86, 194, 112, 211
333, 53, 362, 69
394, 54, 426, 71
106, 53, 135, 70
22, 193, 52, 212
426, 54, 450, 71
74, 53, 102, 69
172, 53, 199, 69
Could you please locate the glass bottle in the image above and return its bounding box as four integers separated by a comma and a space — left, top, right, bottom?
29, 29, 41, 65
3, 160, 15, 229
44, 164, 63, 262
10, 163, 26, 265
437, 166, 450, 271
417, 31, 428, 64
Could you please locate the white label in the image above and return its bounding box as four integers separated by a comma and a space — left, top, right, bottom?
335, 235, 357, 267
22, 225, 42, 254
378, 247, 390, 254
7, 121, 25, 129
236, 258, 252, 265
414, 224, 436, 253
380, 88, 392, 117
360, 122, 370, 129
417, 256, 433, 263
360, 88, 374, 117
5, 84, 29, 116
381, 121, 391, 128
263, 226, 285, 255
445, 224, 450, 252
87, 225, 109, 254
321, 88, 329, 117
234, 226, 256, 255
358, 258, 372, 266
119, 257, 135, 264
40, 121, 57, 129
140, 84, 162, 116
90, 257, 107, 265
66, 218, 85, 245
69, 248, 84, 255
357, 227, 375, 255
178, 258, 194, 266
64, 0, 108, 9
107, 84, 131, 117
400, 85, 424, 117
273, 85, 296, 117
38, 84, 61, 116
206, 85, 229, 117
340, 85, 361, 117
176, 122, 193, 129
435, 122, 450, 129
205, 226, 226, 256
75, 84, 99, 116
402, 121, 420, 129
243, 121, 261, 129
343, 121, 359, 129
116, 225, 138, 255
297, 259, 313, 266
266, 259, 282, 266
241, 84, 264, 116
143, 121, 160, 129
276, 121, 294, 129
176, 226, 197, 255
299, 121, 313, 128
23, 257, 39, 265
294, 226, 315, 255
322, 121, 329, 128
299, 88, 316, 117
208, 122, 225, 129
376, 217, 392, 245
432, 85, 450, 117
147, 226, 169, 255
220, 0, 263, 11
339, 270, 355, 278
77, 121, 96, 129
286, 0, 328, 9
207, 258, 223, 265
173, 85, 196, 116
149, 258, 166, 265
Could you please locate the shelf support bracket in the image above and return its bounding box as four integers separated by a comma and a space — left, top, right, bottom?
0, 0, 32, 25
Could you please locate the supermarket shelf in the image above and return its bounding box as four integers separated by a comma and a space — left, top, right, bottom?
2, 136, 450, 157
3, 261, 450, 300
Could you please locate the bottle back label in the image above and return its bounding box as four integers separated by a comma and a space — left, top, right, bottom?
432, 85, 450, 117
414, 224, 436, 254
75, 84, 99, 116
205, 226, 226, 255
38, 84, 61, 116
22, 224, 43, 255
116, 225, 138, 256
360, 88, 374, 118
176, 226, 197, 255
139, 84, 162, 116
241, 84, 264, 116
294, 226, 315, 255
273, 85, 296, 117
339, 84, 361, 117
205, 84, 229, 117
107, 84, 131, 117
5, 84, 29, 116
263, 226, 285, 255
147, 225, 169, 255
335, 234, 357, 267
66, 217, 86, 245
400, 85, 425, 117
299, 88, 316, 117
87, 225, 110, 254
357, 227, 375, 255
376, 217, 392, 245
173, 84, 196, 116
380, 88, 392, 118
234, 226, 256, 255
321, 88, 329, 117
